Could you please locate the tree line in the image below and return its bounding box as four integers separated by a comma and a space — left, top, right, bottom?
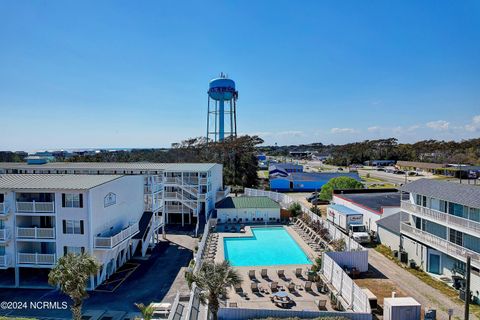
259, 138, 480, 166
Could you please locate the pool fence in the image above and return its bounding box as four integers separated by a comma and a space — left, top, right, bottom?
244, 188, 364, 251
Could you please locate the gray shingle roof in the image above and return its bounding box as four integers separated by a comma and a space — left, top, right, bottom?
0, 162, 218, 172
376, 211, 409, 235
0, 174, 122, 190
400, 178, 480, 208
216, 196, 281, 209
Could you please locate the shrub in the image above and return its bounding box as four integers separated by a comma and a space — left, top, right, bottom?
288, 202, 303, 217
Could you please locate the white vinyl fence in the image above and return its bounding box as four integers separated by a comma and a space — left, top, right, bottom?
244, 188, 364, 251
193, 218, 216, 273
218, 307, 372, 320
322, 253, 371, 313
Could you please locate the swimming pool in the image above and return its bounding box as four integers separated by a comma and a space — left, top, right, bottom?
223, 227, 311, 267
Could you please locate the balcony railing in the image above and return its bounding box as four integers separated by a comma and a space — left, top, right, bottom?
216, 186, 231, 202
16, 201, 55, 213
94, 222, 139, 249
0, 228, 11, 241
16, 227, 55, 239
401, 201, 480, 235
0, 202, 10, 216
401, 222, 480, 268
17, 253, 56, 265
144, 184, 163, 194
0, 254, 12, 268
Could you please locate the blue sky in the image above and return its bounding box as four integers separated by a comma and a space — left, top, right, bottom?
0, 1, 479, 151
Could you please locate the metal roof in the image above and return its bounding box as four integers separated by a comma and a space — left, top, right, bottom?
0, 174, 123, 190
216, 196, 281, 209
0, 162, 218, 172
328, 204, 362, 216
335, 191, 407, 213
400, 178, 480, 208
376, 211, 409, 235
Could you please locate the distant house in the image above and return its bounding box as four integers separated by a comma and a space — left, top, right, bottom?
270, 172, 361, 192
216, 196, 281, 223
364, 160, 396, 167
257, 154, 267, 161
268, 163, 303, 178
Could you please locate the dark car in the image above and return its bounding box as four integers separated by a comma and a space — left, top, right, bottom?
311, 198, 330, 205
306, 193, 318, 202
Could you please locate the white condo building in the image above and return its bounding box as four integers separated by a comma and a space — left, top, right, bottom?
0, 174, 156, 289
399, 179, 480, 301
0, 162, 227, 289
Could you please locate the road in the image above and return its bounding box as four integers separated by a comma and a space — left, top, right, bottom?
367, 248, 476, 320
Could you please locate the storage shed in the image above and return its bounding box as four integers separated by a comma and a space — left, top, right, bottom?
383, 297, 421, 320
215, 196, 281, 223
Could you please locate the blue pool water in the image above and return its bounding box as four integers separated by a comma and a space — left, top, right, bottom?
223, 227, 312, 266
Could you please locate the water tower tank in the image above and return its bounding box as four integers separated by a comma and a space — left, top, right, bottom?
206, 74, 238, 142
208, 78, 236, 101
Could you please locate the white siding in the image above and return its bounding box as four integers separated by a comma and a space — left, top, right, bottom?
216, 207, 280, 223
377, 227, 400, 251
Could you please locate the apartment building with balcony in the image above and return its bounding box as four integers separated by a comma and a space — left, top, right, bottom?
399, 179, 480, 301
0, 174, 155, 289
0, 162, 226, 234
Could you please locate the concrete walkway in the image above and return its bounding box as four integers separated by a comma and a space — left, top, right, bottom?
368, 248, 476, 320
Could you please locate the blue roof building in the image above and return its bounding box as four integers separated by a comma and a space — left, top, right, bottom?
269, 172, 362, 192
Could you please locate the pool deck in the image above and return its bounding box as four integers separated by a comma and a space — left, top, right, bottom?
214, 225, 319, 264
212, 225, 331, 311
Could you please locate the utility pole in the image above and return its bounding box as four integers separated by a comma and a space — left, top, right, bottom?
465, 255, 471, 320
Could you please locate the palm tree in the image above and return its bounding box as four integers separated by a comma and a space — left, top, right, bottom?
48, 253, 100, 320
134, 302, 154, 320
191, 260, 242, 320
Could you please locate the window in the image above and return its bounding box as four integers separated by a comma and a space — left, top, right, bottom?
62, 220, 84, 234
62, 193, 83, 208
63, 246, 85, 256
0, 193, 4, 203
449, 202, 465, 218
449, 229, 463, 246
469, 208, 480, 222
439, 200, 448, 213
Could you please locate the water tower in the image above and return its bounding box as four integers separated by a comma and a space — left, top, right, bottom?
206, 73, 238, 142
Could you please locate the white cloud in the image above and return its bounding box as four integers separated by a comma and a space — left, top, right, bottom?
465, 115, 480, 132
426, 120, 450, 131
367, 126, 381, 133
331, 128, 355, 134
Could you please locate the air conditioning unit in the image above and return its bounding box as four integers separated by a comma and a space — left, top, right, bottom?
424, 309, 436, 320
409, 259, 417, 269
400, 251, 408, 264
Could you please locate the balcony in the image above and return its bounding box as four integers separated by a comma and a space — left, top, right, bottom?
144, 184, 163, 194
216, 186, 231, 202
94, 222, 139, 249
401, 222, 480, 268
0, 254, 12, 269
16, 201, 55, 214
401, 201, 480, 235
0, 202, 11, 217
16, 227, 55, 239
17, 253, 56, 265
0, 228, 11, 242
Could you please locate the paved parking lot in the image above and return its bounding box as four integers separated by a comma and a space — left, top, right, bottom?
0, 240, 193, 319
